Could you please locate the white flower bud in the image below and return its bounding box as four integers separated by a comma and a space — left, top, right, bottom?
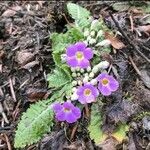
71, 93, 78, 101
87, 66, 91, 72
98, 61, 110, 69
72, 87, 77, 92
83, 76, 89, 83
72, 73, 77, 77
76, 67, 80, 71
90, 31, 95, 37
91, 19, 99, 30
92, 66, 99, 73
90, 79, 98, 85
61, 54, 67, 63
87, 36, 92, 42
89, 38, 96, 45
96, 39, 111, 47
77, 73, 81, 77
84, 30, 90, 37
72, 81, 77, 86
66, 95, 71, 99
97, 30, 103, 37
78, 80, 82, 86
71, 67, 76, 72
83, 40, 88, 46
80, 68, 85, 73
84, 73, 89, 77
89, 72, 95, 78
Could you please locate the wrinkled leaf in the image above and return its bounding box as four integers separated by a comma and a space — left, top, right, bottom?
47, 67, 71, 88
105, 32, 125, 49
112, 2, 130, 11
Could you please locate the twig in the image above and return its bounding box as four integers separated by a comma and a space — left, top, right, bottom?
84, 104, 90, 118
0, 103, 9, 124
70, 123, 78, 140
129, 56, 141, 76
109, 12, 150, 63
129, 15, 134, 32
3, 134, 12, 150
9, 78, 17, 102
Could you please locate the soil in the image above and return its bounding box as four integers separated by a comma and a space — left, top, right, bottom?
0, 1, 149, 150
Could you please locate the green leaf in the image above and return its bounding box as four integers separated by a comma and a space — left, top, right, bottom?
67, 3, 91, 28
112, 2, 130, 11
14, 100, 54, 148
47, 67, 71, 88
67, 3, 90, 21
112, 123, 129, 142
88, 103, 107, 144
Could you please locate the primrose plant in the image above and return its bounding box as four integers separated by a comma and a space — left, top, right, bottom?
14, 3, 120, 148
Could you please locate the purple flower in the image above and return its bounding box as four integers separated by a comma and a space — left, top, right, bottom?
52, 101, 81, 123
66, 42, 93, 68
77, 84, 99, 104
97, 73, 119, 96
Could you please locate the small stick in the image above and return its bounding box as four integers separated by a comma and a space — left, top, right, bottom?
129, 15, 134, 32
109, 12, 150, 63
3, 134, 12, 150
129, 56, 141, 76
70, 122, 78, 140
0, 103, 9, 124
84, 104, 90, 118
9, 78, 16, 102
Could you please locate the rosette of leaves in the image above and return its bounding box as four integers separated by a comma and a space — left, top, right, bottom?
14, 3, 91, 149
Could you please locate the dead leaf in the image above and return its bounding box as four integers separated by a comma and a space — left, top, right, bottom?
105, 32, 125, 49
97, 137, 119, 150
140, 69, 150, 89
25, 87, 48, 102
21, 60, 39, 70
137, 25, 150, 33
16, 51, 35, 65
2, 6, 22, 17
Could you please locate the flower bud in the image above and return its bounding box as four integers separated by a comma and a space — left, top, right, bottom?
83, 40, 88, 46
90, 31, 95, 37
76, 67, 80, 71
66, 95, 71, 99
96, 39, 111, 47
98, 61, 110, 69
89, 38, 96, 45
61, 54, 67, 63
72, 81, 77, 86
84, 73, 89, 77
87, 66, 91, 72
84, 29, 90, 37
91, 19, 99, 30
77, 73, 81, 77
97, 30, 103, 37
80, 68, 85, 73
78, 80, 82, 86
71, 67, 76, 72
92, 66, 99, 73
72, 73, 77, 77
90, 79, 98, 85
89, 72, 95, 78
87, 36, 92, 42
83, 76, 89, 83
72, 87, 77, 92
71, 93, 78, 101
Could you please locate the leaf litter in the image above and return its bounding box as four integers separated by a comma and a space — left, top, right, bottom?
0, 1, 150, 150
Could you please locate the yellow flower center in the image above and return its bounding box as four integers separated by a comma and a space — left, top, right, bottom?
76, 52, 84, 60
84, 88, 91, 96
64, 108, 71, 112
102, 78, 109, 85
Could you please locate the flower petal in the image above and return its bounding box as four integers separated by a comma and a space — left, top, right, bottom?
75, 42, 86, 51
99, 84, 111, 96
97, 73, 108, 80
66, 44, 77, 57
108, 76, 119, 91
66, 112, 77, 123
72, 107, 81, 119
63, 101, 74, 110
56, 111, 66, 121
67, 57, 78, 67
78, 59, 90, 68
83, 48, 93, 59
85, 95, 96, 103
52, 103, 63, 113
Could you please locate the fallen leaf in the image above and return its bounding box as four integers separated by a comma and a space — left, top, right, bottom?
140, 69, 150, 89
137, 25, 150, 33
105, 32, 125, 49
112, 2, 130, 11
2, 6, 22, 17
16, 51, 35, 65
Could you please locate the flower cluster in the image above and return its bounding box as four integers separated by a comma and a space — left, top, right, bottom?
52, 40, 119, 123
